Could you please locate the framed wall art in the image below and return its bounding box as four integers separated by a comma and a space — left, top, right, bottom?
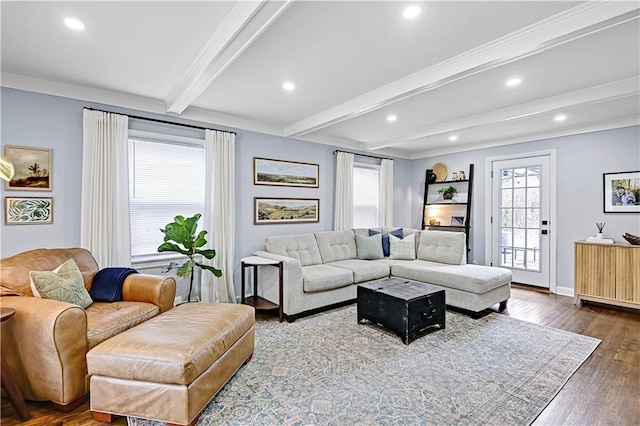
4, 197, 54, 225
451, 216, 465, 226
254, 157, 319, 188
4, 145, 52, 191
603, 171, 640, 213
254, 197, 319, 225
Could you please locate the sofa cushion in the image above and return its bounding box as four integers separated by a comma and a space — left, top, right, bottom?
265, 234, 322, 266
417, 230, 466, 265
86, 301, 159, 349
329, 259, 390, 283
355, 233, 384, 260
302, 264, 354, 293
369, 228, 403, 257
392, 261, 512, 294
315, 231, 357, 263
389, 233, 416, 260
29, 259, 94, 308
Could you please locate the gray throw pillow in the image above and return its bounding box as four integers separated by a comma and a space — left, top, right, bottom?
355, 233, 384, 260
29, 259, 93, 308
389, 233, 417, 260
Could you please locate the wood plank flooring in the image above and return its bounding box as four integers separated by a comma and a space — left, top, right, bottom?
2, 287, 639, 425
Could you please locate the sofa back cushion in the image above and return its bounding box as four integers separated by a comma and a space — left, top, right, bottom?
417, 230, 466, 265
315, 230, 357, 263
0, 248, 99, 296
265, 234, 322, 266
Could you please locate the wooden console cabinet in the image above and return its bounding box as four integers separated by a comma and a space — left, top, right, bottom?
574, 241, 640, 310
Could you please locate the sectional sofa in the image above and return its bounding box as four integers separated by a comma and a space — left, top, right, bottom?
254, 228, 512, 321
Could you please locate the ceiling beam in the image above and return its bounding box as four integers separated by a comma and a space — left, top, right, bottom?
365, 78, 640, 150
165, 0, 293, 115
283, 2, 639, 139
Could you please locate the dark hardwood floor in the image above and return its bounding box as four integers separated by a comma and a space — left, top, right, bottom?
2, 287, 639, 425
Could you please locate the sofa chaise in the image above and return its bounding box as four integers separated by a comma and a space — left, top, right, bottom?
254, 228, 512, 321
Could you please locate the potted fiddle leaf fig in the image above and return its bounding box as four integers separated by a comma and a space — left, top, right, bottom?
438, 185, 457, 200
158, 213, 222, 303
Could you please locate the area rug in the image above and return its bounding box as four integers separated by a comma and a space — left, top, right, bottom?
127, 305, 600, 426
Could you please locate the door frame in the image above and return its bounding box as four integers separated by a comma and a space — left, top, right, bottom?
484, 149, 558, 294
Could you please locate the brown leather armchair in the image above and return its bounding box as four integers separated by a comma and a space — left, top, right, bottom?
0, 248, 176, 411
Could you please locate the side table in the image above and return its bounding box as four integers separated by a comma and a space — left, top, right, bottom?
241, 256, 283, 322
1, 307, 31, 420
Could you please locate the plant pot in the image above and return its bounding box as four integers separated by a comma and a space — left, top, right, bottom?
443, 193, 454, 200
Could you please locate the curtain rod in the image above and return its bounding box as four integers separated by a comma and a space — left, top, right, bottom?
83, 107, 236, 135
333, 149, 393, 161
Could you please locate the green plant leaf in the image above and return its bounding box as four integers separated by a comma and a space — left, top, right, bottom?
174, 215, 185, 225
161, 222, 190, 245
195, 248, 216, 259
194, 230, 208, 248
176, 260, 194, 277
157, 242, 189, 255
197, 262, 222, 277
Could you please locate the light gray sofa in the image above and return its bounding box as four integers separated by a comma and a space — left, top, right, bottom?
254, 228, 512, 321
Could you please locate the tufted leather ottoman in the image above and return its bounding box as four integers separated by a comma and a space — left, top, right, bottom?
86, 303, 255, 426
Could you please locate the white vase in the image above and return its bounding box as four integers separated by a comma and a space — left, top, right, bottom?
597, 232, 603, 239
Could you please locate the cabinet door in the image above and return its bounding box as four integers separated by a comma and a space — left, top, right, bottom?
615, 246, 640, 303
575, 244, 615, 298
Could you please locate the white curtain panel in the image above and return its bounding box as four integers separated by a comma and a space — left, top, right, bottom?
203, 129, 236, 303
379, 158, 394, 227
334, 151, 354, 230
81, 109, 131, 267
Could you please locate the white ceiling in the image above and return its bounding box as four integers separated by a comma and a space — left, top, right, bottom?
2, 1, 639, 159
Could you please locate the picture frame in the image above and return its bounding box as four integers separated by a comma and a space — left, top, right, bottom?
4, 197, 54, 225
451, 216, 465, 226
603, 171, 640, 213
254, 197, 319, 225
4, 145, 52, 191
254, 157, 319, 188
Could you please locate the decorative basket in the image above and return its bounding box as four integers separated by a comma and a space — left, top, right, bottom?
622, 233, 640, 245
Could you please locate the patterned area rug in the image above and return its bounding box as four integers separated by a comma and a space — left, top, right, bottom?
128, 305, 600, 426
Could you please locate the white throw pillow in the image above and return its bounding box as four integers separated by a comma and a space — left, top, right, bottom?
389, 233, 416, 260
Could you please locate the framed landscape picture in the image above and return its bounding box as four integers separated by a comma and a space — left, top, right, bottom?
4, 197, 53, 225
254, 157, 319, 188
254, 197, 319, 224
603, 171, 640, 213
4, 145, 52, 191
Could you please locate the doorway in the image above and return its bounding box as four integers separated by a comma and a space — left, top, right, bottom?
485, 152, 556, 290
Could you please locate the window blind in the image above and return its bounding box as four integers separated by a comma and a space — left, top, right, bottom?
128, 138, 205, 258
353, 164, 379, 228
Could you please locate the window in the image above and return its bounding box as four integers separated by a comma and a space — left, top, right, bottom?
128, 137, 205, 260
353, 164, 379, 228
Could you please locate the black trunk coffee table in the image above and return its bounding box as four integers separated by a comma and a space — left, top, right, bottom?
357, 278, 446, 344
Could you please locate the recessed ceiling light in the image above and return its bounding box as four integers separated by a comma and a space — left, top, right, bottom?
506, 78, 522, 87
448, 135, 458, 142
282, 82, 295, 91
554, 114, 567, 122
64, 18, 85, 31
403, 5, 422, 19
387, 115, 397, 122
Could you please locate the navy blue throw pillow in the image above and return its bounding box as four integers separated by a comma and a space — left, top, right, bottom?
89, 268, 138, 302
369, 228, 403, 257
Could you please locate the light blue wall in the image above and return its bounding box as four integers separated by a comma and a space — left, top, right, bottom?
0, 88, 413, 298
411, 126, 640, 290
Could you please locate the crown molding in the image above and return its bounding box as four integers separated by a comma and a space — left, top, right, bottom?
284, 2, 639, 138
365, 77, 640, 151
409, 115, 640, 160
1, 72, 167, 113
165, 0, 292, 115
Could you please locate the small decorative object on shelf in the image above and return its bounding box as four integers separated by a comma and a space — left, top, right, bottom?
596, 222, 605, 239
622, 233, 640, 245
438, 185, 457, 200
458, 171, 466, 180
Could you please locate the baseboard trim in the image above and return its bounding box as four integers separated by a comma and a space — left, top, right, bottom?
555, 286, 575, 297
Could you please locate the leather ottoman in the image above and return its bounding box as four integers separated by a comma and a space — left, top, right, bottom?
86, 303, 255, 426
